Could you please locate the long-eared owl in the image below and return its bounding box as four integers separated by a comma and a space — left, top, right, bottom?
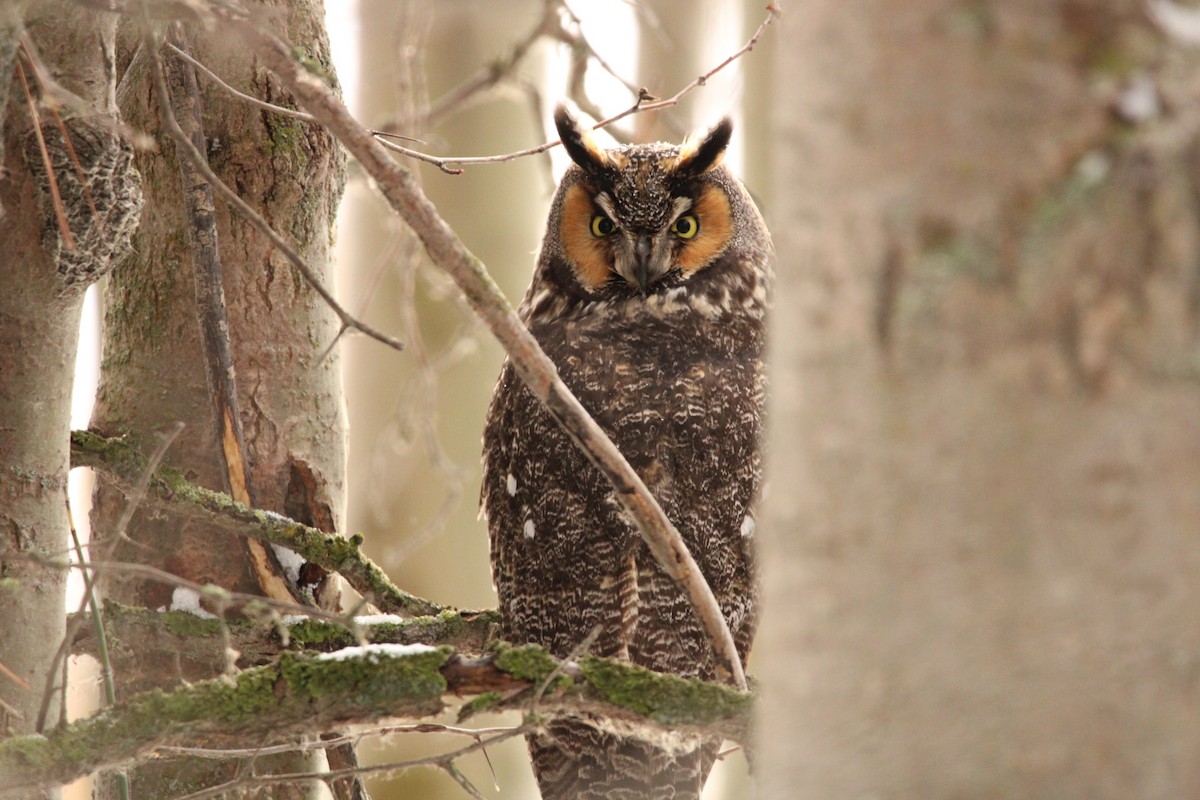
481, 106, 772, 800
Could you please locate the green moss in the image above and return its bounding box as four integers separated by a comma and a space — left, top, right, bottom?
491, 642, 569, 686
70, 430, 146, 481
277, 647, 451, 703
284, 609, 499, 653
579, 657, 753, 728
160, 609, 226, 638
264, 115, 305, 162
0, 646, 455, 787
0, 733, 55, 769
284, 618, 355, 649
457, 691, 503, 722
289, 47, 335, 83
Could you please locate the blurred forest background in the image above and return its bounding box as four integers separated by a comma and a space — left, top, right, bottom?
8, 0, 1197, 797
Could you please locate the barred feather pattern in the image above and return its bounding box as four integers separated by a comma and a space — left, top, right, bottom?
482, 135, 772, 799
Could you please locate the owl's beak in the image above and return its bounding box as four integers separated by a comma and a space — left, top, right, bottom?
633, 235, 653, 292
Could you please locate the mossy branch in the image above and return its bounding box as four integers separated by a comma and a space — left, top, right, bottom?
70, 600, 500, 684
0, 643, 752, 795
70, 430, 443, 617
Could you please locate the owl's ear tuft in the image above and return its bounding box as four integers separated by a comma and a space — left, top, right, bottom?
674, 117, 733, 177
555, 104, 615, 173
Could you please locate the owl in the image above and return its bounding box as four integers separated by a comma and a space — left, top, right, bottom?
481, 106, 772, 800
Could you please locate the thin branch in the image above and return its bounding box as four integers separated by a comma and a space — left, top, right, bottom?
165, 41, 318, 122
15, 51, 74, 249
157, 722, 523, 760
140, 24, 406, 354
66, 505, 131, 800
419, 0, 559, 127
558, 1, 641, 97
370, 3, 780, 174
69, 598, 499, 677
171, 724, 533, 800
372, 134, 556, 175
62, 559, 350, 627
240, 25, 748, 689
70, 430, 446, 617
590, 3, 781, 131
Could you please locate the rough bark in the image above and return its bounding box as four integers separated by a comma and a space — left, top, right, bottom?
88, 2, 345, 796
0, 7, 139, 800
761, 3, 1200, 798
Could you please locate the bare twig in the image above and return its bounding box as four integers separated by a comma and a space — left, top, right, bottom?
372, 133, 556, 175
531, 624, 599, 715
171, 723, 533, 800
387, 231, 470, 565
590, 3, 781, 131
158, 722, 523, 760
418, 0, 559, 127
61, 559, 345, 625
166, 42, 318, 122
240, 25, 748, 689
0, 661, 30, 691
557, 2, 640, 98
66, 504, 131, 800
15, 49, 74, 249
370, 3, 780, 175
70, 429, 446, 617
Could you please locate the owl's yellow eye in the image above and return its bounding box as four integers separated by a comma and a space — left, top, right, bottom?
590, 214, 615, 238
672, 214, 699, 239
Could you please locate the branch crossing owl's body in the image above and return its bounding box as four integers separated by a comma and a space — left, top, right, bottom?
482, 107, 772, 799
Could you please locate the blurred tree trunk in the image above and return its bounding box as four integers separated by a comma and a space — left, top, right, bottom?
0, 5, 140, 800
89, 2, 344, 796
761, 2, 1200, 798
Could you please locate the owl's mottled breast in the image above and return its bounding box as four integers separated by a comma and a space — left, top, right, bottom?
480, 105, 772, 800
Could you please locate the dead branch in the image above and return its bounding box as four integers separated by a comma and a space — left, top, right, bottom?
70, 430, 444, 618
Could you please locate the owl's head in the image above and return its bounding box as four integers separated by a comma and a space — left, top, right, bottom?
531, 105, 768, 317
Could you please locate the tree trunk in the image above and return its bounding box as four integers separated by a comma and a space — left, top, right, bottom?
760, 3, 1200, 798
89, 2, 344, 796
0, 5, 139, 800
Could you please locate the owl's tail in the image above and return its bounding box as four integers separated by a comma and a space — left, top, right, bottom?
528, 718, 718, 800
